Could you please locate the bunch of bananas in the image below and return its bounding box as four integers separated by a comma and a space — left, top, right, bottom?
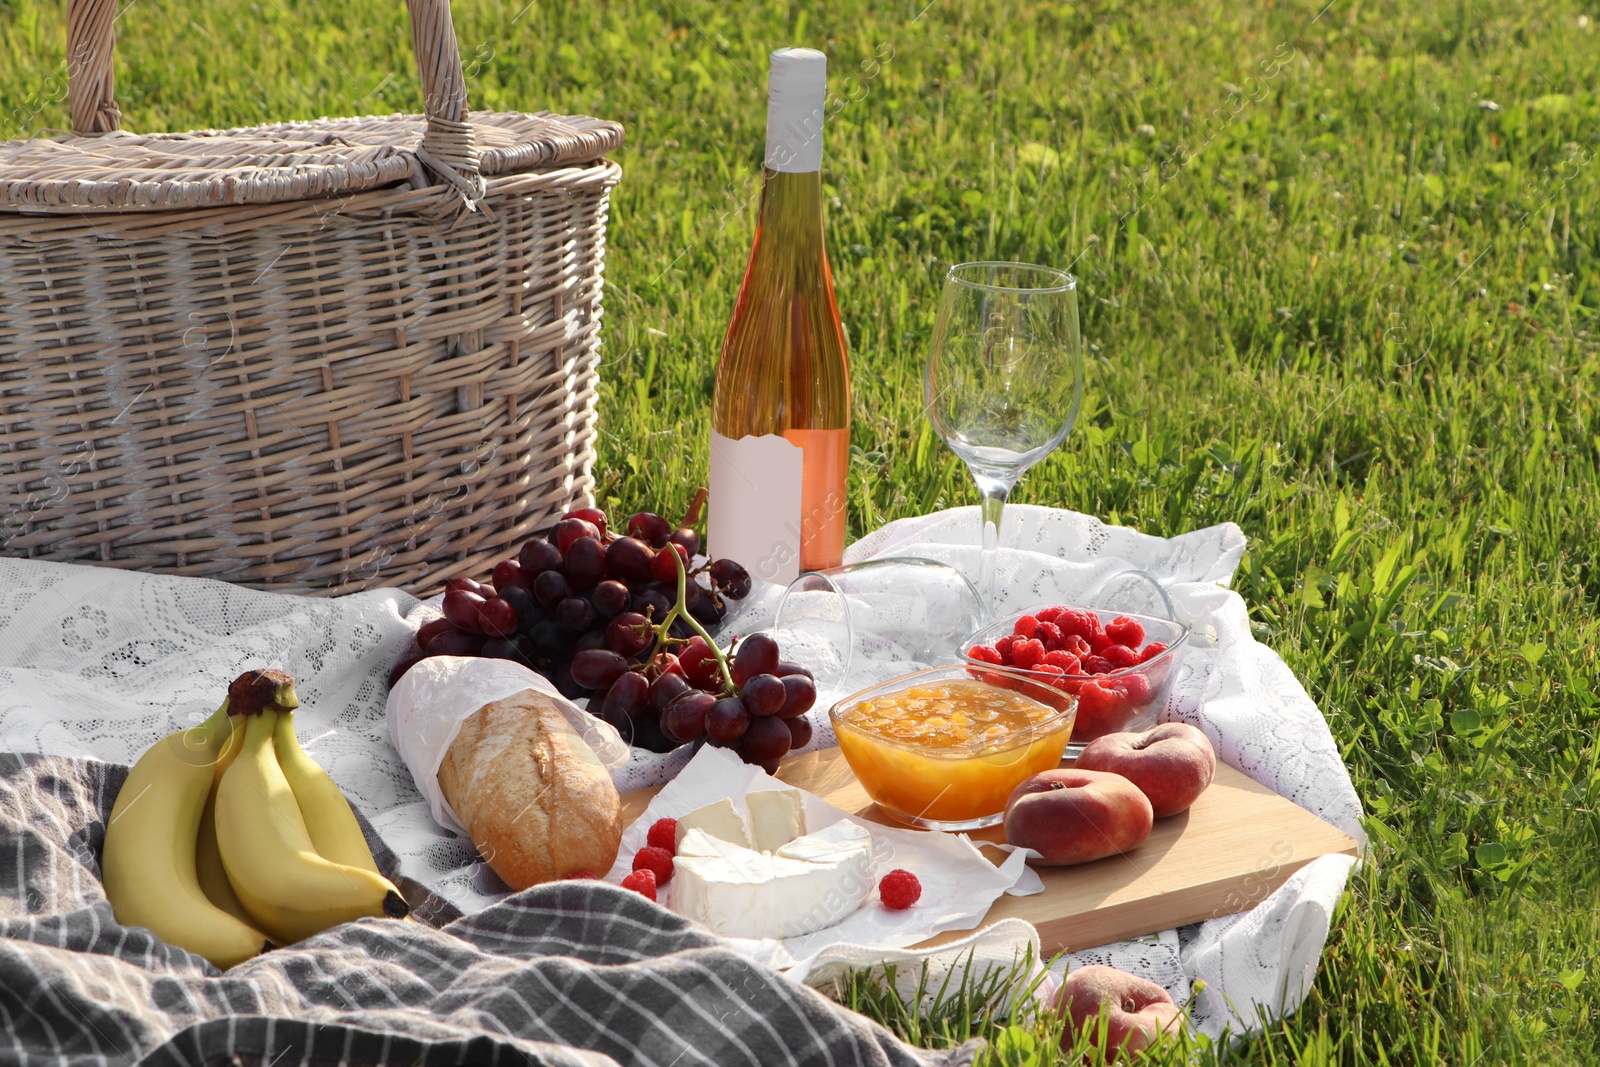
101, 669, 409, 969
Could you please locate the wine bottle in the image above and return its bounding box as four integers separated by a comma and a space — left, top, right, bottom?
709, 47, 851, 586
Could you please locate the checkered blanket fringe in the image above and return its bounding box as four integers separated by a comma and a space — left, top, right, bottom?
0, 754, 976, 1067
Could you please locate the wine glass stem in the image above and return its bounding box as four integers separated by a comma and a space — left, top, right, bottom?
976, 477, 1012, 620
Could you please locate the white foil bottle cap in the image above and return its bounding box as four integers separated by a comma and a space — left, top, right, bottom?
765, 47, 827, 173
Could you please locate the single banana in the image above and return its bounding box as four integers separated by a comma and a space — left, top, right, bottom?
216, 707, 408, 945
194, 715, 256, 926
195, 669, 304, 929
101, 701, 272, 970
272, 710, 381, 874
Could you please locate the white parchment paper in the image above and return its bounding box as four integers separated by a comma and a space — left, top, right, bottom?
385, 655, 630, 837
602, 744, 1039, 982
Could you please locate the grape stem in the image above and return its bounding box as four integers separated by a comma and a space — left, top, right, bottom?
650, 549, 737, 695
681, 487, 708, 528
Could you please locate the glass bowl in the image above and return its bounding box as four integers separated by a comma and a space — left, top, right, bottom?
961, 604, 1189, 752
828, 664, 1077, 831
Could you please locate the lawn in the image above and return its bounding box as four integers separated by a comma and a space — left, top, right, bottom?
3, 0, 1598, 1062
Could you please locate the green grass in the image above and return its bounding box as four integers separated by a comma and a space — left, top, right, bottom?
4, 0, 1598, 1062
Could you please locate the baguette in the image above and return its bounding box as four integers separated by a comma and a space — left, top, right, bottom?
437, 689, 622, 890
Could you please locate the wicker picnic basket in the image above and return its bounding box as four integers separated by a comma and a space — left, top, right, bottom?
0, 0, 623, 595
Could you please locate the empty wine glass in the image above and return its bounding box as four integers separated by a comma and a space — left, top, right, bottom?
924, 262, 1084, 616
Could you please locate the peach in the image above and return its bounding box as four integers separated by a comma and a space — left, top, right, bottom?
1056, 964, 1182, 1062
1075, 722, 1216, 818
1003, 768, 1153, 865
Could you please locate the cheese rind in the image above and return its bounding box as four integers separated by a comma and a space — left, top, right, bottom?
774, 819, 875, 933
745, 787, 806, 852
774, 817, 871, 862
674, 797, 749, 849
671, 820, 874, 940
676, 826, 763, 864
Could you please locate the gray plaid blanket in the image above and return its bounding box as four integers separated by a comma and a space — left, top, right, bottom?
0, 754, 977, 1067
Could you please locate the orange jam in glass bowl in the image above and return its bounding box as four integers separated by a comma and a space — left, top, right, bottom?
829, 665, 1077, 830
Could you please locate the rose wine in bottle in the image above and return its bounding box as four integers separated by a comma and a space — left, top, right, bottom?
709, 47, 851, 586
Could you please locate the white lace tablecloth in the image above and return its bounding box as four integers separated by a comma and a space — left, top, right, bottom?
0, 505, 1364, 1041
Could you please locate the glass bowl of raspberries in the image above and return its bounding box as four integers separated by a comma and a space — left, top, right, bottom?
961, 603, 1189, 750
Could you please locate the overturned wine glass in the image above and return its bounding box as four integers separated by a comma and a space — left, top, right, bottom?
771, 557, 983, 698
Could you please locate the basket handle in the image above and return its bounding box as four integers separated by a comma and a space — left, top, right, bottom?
66, 0, 483, 197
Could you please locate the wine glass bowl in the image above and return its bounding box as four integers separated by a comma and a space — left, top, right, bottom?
924, 262, 1085, 615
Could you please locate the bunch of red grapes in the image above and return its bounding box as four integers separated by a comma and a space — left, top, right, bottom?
391, 505, 816, 768
575, 630, 816, 771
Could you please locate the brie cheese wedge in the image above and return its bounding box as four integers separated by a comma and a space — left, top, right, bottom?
744, 787, 806, 852
673, 788, 809, 853
672, 820, 874, 940
674, 797, 749, 849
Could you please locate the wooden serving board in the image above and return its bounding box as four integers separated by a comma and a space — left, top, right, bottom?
619, 746, 1359, 955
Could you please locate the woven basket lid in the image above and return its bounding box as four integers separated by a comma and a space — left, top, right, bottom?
0, 110, 624, 214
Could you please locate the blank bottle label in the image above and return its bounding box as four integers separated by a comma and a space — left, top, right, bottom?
709, 430, 804, 585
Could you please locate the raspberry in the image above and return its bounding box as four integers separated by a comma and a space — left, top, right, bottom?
1119, 672, 1153, 704
1081, 655, 1113, 675
1140, 641, 1170, 663
1062, 633, 1092, 659
568, 870, 598, 879
1043, 649, 1082, 674
1011, 638, 1048, 671
1035, 621, 1063, 649
968, 644, 1003, 665
879, 868, 922, 910
1075, 680, 1129, 736
620, 869, 657, 900
1036, 606, 1067, 625
1013, 614, 1040, 639
647, 818, 679, 854
1105, 615, 1146, 648
995, 635, 1017, 661
1102, 644, 1141, 670
1032, 662, 1065, 676
1056, 608, 1103, 641
1088, 630, 1116, 654
633, 846, 675, 885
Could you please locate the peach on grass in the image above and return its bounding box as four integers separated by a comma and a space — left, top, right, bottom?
1056, 964, 1182, 1062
